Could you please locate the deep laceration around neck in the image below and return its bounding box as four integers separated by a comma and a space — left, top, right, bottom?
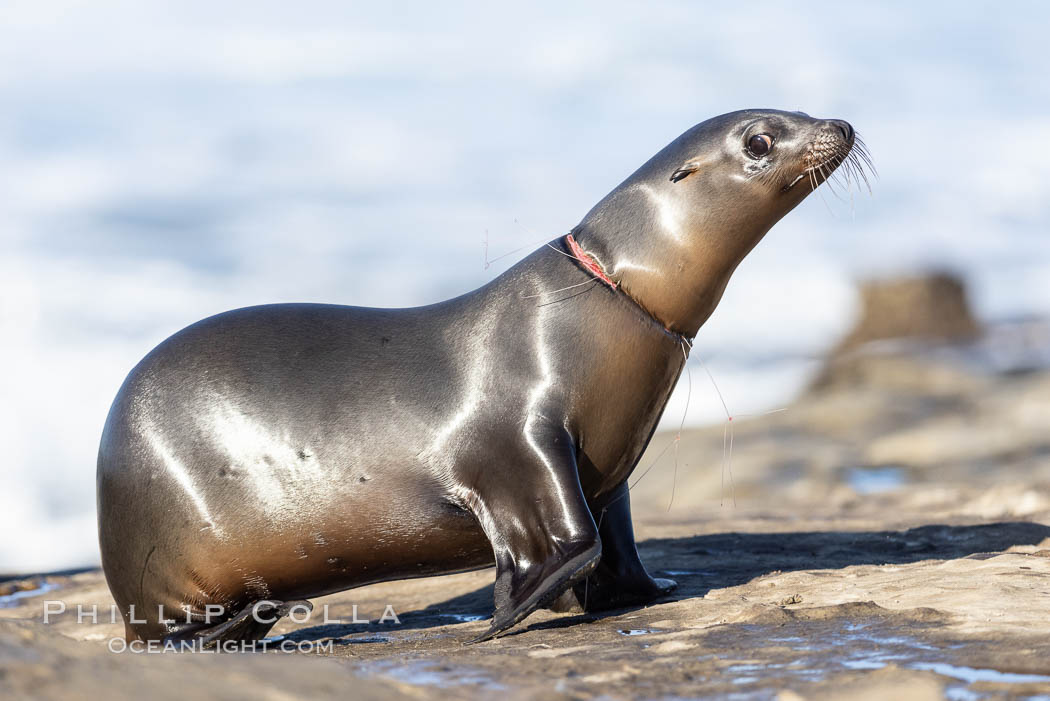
566, 226, 700, 343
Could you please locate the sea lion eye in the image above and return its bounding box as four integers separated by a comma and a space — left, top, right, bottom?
747, 134, 772, 157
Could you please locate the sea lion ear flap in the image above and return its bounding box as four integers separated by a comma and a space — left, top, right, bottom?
670, 160, 702, 183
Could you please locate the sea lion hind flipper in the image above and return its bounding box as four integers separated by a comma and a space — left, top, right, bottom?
465, 425, 601, 642
163, 599, 313, 647
570, 482, 678, 612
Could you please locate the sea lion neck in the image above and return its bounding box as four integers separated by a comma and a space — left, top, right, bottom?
569, 190, 772, 340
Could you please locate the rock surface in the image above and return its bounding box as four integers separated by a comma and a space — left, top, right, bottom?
3, 318, 1050, 700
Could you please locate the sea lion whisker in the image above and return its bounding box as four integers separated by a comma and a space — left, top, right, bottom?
794, 125, 874, 202
814, 160, 831, 186
841, 153, 858, 185
851, 138, 877, 180
843, 157, 868, 198
828, 145, 871, 200
846, 171, 856, 218
843, 157, 859, 184
853, 135, 875, 166
847, 150, 874, 194
862, 152, 877, 176
816, 155, 855, 204
825, 168, 853, 203
856, 148, 874, 172
801, 161, 829, 183
799, 135, 875, 213
855, 156, 873, 188
838, 160, 854, 196
813, 173, 838, 216
820, 163, 844, 199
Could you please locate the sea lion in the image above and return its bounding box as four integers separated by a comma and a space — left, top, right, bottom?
97, 109, 866, 644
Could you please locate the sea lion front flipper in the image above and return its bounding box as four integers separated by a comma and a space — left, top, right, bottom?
467, 426, 601, 643
570, 483, 677, 612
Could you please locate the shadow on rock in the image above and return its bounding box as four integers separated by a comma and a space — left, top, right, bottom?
284, 586, 498, 642
640, 521, 1050, 599
286, 521, 1050, 642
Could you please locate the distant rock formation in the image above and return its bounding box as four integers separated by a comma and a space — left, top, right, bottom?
811, 272, 983, 393
836, 272, 981, 353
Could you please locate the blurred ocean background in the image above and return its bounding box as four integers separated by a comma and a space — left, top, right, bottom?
1, 1, 1048, 572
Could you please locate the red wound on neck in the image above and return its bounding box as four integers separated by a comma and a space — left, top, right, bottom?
565, 234, 617, 290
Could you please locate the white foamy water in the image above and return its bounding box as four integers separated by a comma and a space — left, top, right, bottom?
2, 2, 1049, 572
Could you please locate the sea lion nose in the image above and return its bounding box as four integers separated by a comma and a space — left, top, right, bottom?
828, 119, 854, 142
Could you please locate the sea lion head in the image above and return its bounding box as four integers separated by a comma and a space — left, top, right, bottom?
572, 109, 871, 338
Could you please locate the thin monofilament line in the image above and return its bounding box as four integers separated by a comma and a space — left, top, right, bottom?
695, 354, 730, 419
484, 238, 546, 268
724, 421, 735, 507
718, 407, 789, 507
627, 342, 693, 502
667, 341, 693, 511
627, 440, 675, 492
484, 215, 610, 270
694, 353, 740, 508
534, 280, 599, 308
483, 227, 553, 269
491, 235, 610, 300
625, 346, 789, 513
732, 408, 788, 419
520, 278, 599, 299
499, 237, 604, 300
545, 241, 585, 262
